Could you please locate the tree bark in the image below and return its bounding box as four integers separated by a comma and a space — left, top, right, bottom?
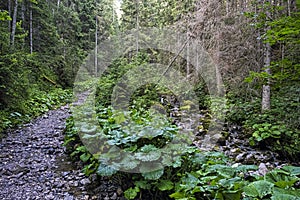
10, 0, 18, 47
30, 2, 33, 54
261, 44, 271, 111
95, 15, 98, 76
186, 28, 190, 78
287, 0, 291, 16
21, 0, 25, 27
261, 0, 272, 111
262, 34, 271, 111
8, 0, 11, 32
136, 0, 139, 55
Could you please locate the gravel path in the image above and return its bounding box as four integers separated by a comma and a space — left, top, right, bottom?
0, 104, 124, 200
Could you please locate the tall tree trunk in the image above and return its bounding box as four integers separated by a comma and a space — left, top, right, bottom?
262, 1, 272, 111
21, 0, 25, 27
186, 28, 190, 78
287, 0, 291, 16
262, 42, 271, 111
216, 31, 222, 95
95, 16, 98, 76
8, 0, 11, 32
30, 2, 33, 54
11, 0, 18, 47
136, 0, 139, 55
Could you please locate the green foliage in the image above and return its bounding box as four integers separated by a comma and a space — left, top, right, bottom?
64, 116, 80, 150
65, 68, 300, 200
227, 83, 300, 161
265, 13, 300, 45
243, 180, 274, 198
0, 11, 11, 21
250, 123, 283, 142
64, 117, 99, 176
62, 2, 300, 199
0, 88, 72, 134
97, 164, 118, 176
0, 0, 97, 133
119, 151, 300, 200
244, 5, 300, 95
124, 186, 140, 200
120, 0, 196, 30
0, 0, 117, 120
25, 88, 72, 116
226, 96, 261, 124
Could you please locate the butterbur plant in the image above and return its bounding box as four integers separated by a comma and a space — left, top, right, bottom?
250, 123, 283, 143
65, 97, 300, 199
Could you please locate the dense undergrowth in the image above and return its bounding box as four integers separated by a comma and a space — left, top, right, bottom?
227, 83, 300, 161
64, 54, 300, 199
65, 109, 300, 200
0, 87, 72, 135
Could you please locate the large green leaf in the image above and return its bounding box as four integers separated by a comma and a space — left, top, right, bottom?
135, 151, 161, 161
157, 180, 174, 191
272, 188, 300, 200
271, 188, 300, 200
134, 180, 152, 190
169, 192, 186, 199
219, 177, 243, 189
208, 164, 235, 178
135, 145, 161, 161
97, 164, 117, 176
235, 164, 258, 173
124, 187, 140, 200
271, 193, 299, 200
80, 153, 91, 163
161, 154, 173, 166
265, 169, 299, 188
243, 180, 274, 198
283, 166, 300, 176
172, 156, 182, 168
119, 155, 140, 170
181, 173, 201, 189
222, 190, 242, 200
141, 168, 164, 180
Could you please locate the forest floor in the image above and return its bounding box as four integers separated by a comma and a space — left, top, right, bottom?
0, 101, 124, 200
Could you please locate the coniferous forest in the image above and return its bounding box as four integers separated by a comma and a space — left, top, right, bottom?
0, 0, 300, 199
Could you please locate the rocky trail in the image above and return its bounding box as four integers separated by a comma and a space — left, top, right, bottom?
0, 103, 124, 200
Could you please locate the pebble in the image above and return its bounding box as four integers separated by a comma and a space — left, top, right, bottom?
80, 179, 91, 186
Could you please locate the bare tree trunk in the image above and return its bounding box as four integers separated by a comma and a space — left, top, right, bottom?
287, 0, 291, 16
95, 16, 98, 77
186, 28, 190, 78
11, 0, 18, 47
136, 0, 139, 55
262, 42, 271, 111
30, 2, 33, 54
8, 0, 11, 32
21, 0, 25, 27
262, 1, 272, 111
215, 31, 222, 95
